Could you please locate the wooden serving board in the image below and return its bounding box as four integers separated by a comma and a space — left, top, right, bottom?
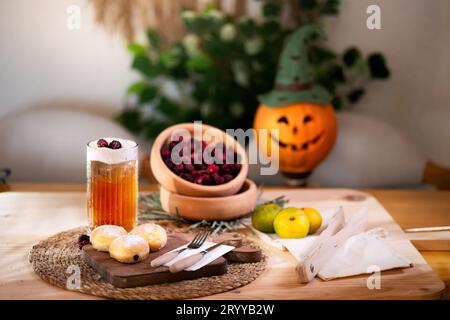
82, 233, 227, 288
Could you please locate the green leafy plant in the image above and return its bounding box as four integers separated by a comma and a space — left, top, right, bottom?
117, 0, 390, 140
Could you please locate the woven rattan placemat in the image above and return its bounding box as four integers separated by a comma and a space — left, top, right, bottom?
29, 227, 267, 300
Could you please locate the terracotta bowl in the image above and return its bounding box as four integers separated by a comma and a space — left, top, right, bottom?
160, 179, 258, 221
150, 123, 248, 197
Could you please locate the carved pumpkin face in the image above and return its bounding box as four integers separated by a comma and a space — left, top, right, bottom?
253, 102, 337, 174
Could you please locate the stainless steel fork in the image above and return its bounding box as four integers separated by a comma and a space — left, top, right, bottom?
150, 230, 209, 267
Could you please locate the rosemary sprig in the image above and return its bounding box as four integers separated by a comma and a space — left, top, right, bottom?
138, 191, 289, 235
138, 193, 187, 223
187, 218, 246, 237
263, 195, 289, 208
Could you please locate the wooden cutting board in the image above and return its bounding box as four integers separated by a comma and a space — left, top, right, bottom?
82, 233, 227, 288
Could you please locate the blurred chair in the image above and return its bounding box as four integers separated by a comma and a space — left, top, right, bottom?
0, 168, 11, 192
0, 104, 142, 183
311, 112, 426, 188
422, 161, 450, 190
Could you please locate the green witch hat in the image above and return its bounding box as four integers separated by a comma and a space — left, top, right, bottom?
259, 24, 331, 107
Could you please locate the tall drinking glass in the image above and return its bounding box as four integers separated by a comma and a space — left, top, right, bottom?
87, 138, 138, 231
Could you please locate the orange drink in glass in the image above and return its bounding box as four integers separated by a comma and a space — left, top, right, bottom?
87, 138, 138, 231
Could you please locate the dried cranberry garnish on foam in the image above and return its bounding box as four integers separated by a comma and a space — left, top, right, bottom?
97, 138, 109, 148
160, 138, 241, 186
97, 138, 122, 149
109, 140, 122, 149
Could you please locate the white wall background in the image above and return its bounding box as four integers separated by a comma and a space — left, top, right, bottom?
0, 0, 136, 118
1, 0, 449, 166
325, 0, 450, 166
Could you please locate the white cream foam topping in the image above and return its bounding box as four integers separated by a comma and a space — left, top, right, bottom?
87, 137, 138, 164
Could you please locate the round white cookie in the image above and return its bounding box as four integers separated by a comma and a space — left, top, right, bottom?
109, 234, 150, 263
90, 225, 127, 252
130, 223, 168, 252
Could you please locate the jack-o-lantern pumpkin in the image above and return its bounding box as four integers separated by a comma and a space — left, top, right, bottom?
254, 103, 336, 175
254, 25, 337, 177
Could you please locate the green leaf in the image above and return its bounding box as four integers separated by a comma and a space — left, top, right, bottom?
309, 46, 337, 64
260, 19, 281, 35
262, 2, 280, 17
147, 30, 160, 49
143, 119, 170, 140
347, 88, 365, 103
115, 109, 142, 134
368, 53, 390, 79
186, 54, 213, 72
131, 55, 161, 78
160, 51, 179, 69
183, 15, 210, 34
322, 0, 341, 14
238, 17, 256, 36
230, 102, 244, 118
155, 97, 181, 116
138, 86, 158, 104
204, 38, 227, 58
204, 9, 226, 31
331, 96, 342, 110
126, 81, 147, 95
131, 55, 151, 76
232, 60, 249, 87
244, 37, 264, 55
327, 64, 346, 83
127, 43, 147, 56
343, 47, 361, 67
298, 0, 319, 10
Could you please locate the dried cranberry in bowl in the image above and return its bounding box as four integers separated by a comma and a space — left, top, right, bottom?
160, 138, 241, 186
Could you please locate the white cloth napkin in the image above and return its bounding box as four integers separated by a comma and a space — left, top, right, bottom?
318, 232, 412, 280
250, 206, 412, 280
163, 242, 235, 271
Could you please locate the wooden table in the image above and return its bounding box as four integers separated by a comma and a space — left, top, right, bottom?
1, 184, 449, 299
